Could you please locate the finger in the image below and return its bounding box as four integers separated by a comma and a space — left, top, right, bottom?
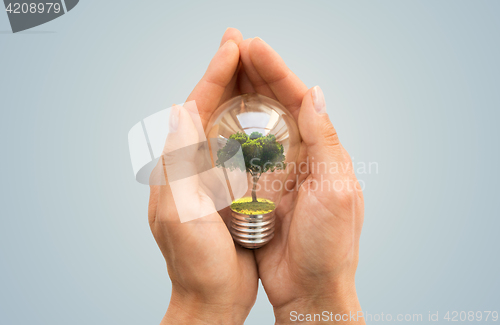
148, 183, 160, 227
219, 28, 244, 102
219, 61, 241, 106
237, 63, 256, 94
156, 105, 231, 252
186, 39, 240, 128
219, 27, 243, 47
249, 38, 308, 119
298, 86, 345, 180
160, 105, 220, 225
239, 38, 276, 99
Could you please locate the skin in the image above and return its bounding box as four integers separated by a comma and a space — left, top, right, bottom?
148, 28, 365, 324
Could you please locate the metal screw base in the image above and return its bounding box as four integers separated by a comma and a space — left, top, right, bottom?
230, 209, 276, 249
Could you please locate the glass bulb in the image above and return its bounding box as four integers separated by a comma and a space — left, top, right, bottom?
206, 93, 301, 249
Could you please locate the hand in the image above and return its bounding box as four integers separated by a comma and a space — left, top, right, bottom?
238, 38, 365, 324
148, 28, 259, 325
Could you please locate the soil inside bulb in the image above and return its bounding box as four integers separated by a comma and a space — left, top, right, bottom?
230, 197, 275, 215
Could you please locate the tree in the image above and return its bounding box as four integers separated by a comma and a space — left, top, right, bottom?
216, 131, 286, 203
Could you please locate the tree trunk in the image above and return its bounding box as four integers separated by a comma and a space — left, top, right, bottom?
252, 176, 258, 203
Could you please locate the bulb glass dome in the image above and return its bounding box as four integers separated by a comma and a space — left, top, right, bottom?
206, 93, 301, 248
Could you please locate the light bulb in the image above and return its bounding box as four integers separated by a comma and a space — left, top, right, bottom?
206, 94, 301, 249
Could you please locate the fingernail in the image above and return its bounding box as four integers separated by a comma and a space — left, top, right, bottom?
312, 86, 326, 114
254, 36, 265, 43
169, 105, 179, 132
224, 39, 236, 46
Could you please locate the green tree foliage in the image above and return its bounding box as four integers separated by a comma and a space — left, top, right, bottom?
216, 131, 286, 203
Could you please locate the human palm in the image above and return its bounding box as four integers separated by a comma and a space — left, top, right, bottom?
149, 29, 259, 324
236, 35, 365, 318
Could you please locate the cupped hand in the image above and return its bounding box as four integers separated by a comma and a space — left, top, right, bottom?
148, 28, 259, 325
238, 37, 365, 324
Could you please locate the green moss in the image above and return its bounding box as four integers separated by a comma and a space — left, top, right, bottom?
230, 197, 275, 215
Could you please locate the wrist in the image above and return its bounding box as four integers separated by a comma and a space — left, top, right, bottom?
161, 290, 249, 325
273, 285, 365, 324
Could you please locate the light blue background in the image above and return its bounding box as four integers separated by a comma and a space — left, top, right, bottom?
1, 1, 498, 324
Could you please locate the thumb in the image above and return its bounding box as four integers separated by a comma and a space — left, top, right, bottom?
298, 86, 344, 178
160, 104, 210, 223
163, 104, 200, 155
